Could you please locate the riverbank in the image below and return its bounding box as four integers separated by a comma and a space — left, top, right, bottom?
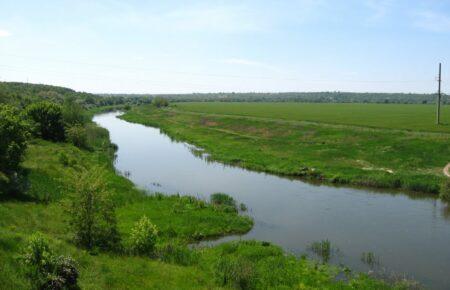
0, 114, 409, 289
0, 120, 251, 288
121, 104, 449, 194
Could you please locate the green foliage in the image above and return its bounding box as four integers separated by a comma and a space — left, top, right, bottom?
215, 255, 256, 289
62, 98, 87, 126
19, 232, 79, 290
69, 168, 120, 251
152, 97, 169, 108
128, 216, 158, 256
0, 81, 152, 109
440, 179, 450, 202
156, 241, 199, 266
26, 102, 65, 141
113, 91, 450, 105
210, 193, 238, 213
66, 125, 88, 149
0, 104, 30, 193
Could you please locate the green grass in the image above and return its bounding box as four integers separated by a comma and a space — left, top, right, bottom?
176, 102, 450, 133
121, 104, 449, 194
0, 114, 414, 289
0, 123, 251, 289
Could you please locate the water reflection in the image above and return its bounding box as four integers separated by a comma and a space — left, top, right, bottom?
94, 112, 450, 290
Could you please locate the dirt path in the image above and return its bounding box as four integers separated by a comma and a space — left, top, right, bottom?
444, 163, 450, 177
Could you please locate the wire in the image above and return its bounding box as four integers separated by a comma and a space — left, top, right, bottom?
1, 53, 438, 84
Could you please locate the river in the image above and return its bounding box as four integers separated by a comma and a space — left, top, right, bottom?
94, 112, 450, 289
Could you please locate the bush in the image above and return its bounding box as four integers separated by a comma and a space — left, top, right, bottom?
26, 101, 65, 141
210, 193, 237, 213
20, 232, 79, 290
129, 216, 158, 256
66, 125, 88, 149
62, 98, 86, 126
0, 104, 30, 194
440, 179, 450, 202
152, 97, 169, 108
69, 168, 120, 250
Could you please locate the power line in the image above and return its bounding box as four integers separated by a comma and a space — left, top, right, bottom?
1, 53, 438, 84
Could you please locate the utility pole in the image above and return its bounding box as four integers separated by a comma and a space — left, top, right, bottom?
437, 63, 442, 125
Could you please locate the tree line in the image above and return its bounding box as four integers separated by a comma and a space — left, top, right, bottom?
104, 91, 449, 104
0, 81, 152, 109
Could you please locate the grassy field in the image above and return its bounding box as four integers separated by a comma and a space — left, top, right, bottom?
0, 117, 405, 289
176, 102, 450, 133
0, 124, 250, 289
122, 104, 450, 194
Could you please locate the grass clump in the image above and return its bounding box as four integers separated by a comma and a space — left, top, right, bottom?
211, 240, 403, 290
440, 179, 450, 202
308, 239, 338, 264
211, 193, 237, 213
156, 241, 199, 266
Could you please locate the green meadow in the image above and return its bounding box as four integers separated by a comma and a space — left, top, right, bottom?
122, 103, 450, 194
176, 102, 450, 133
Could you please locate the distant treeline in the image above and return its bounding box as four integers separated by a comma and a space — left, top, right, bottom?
0, 82, 152, 108
2, 82, 447, 105
103, 92, 449, 104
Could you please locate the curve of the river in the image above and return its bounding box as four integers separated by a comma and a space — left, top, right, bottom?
94, 112, 450, 290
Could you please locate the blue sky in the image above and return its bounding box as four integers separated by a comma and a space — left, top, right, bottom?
0, 0, 449, 93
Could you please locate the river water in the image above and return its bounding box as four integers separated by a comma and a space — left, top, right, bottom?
94, 112, 450, 289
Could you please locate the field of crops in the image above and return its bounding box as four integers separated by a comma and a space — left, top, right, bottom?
176, 102, 450, 133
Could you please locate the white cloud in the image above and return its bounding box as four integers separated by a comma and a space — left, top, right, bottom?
413, 10, 450, 32
0, 29, 11, 37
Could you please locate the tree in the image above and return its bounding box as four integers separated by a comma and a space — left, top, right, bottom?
69, 168, 120, 250
26, 102, 65, 141
152, 97, 169, 108
66, 125, 88, 149
0, 104, 29, 193
62, 98, 86, 126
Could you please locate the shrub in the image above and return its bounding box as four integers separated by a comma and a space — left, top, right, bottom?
51, 255, 79, 287
20, 232, 79, 290
66, 125, 88, 148
152, 97, 169, 108
69, 168, 120, 250
0, 104, 30, 194
210, 193, 237, 212
440, 179, 450, 202
129, 215, 158, 256
62, 99, 86, 126
26, 101, 65, 141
